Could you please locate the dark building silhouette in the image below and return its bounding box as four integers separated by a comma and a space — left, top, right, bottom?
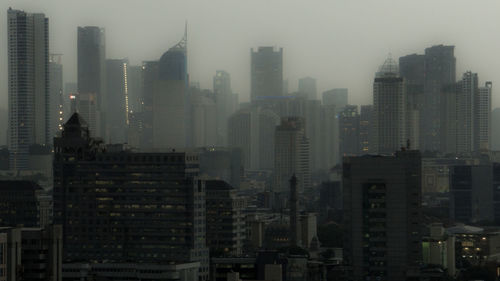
289, 175, 299, 247
251, 47, 283, 101
105, 58, 129, 143
343, 150, 422, 281
359, 105, 373, 154
0, 181, 42, 227
53, 113, 209, 280
339, 105, 360, 157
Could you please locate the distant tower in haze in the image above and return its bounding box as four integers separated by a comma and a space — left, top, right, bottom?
105, 59, 129, 143
251, 47, 283, 102
475, 81, 492, 151
8, 8, 49, 170
274, 117, 310, 193
359, 105, 373, 153
339, 105, 360, 157
322, 88, 348, 112
373, 57, 406, 154
214, 70, 238, 145
49, 54, 64, 138
289, 174, 299, 247
298, 77, 317, 100
77, 26, 106, 137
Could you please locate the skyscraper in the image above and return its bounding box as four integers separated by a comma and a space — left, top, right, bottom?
49, 54, 64, 139
251, 47, 283, 101
77, 26, 106, 137
322, 88, 348, 111
105, 58, 129, 143
343, 150, 422, 281
298, 77, 317, 100
359, 105, 373, 154
475, 82, 492, 151
273, 117, 310, 193
153, 29, 188, 149
423, 45, 456, 152
53, 113, 209, 279
8, 8, 49, 170
214, 70, 238, 145
339, 105, 360, 157
456, 71, 478, 154
373, 57, 406, 154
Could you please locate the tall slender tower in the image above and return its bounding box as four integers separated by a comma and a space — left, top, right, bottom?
373, 57, 406, 154
49, 54, 64, 138
8, 8, 49, 170
251, 47, 283, 102
77, 26, 106, 137
289, 174, 299, 247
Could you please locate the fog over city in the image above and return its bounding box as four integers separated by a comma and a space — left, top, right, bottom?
1, 0, 500, 111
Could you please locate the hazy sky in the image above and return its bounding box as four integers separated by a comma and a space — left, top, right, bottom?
1, 0, 500, 108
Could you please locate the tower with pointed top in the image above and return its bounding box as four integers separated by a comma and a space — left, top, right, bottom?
373, 56, 406, 154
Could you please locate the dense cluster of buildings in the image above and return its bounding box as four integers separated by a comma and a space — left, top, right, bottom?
5, 6, 500, 281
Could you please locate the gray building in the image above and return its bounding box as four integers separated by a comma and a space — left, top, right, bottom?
49, 54, 64, 139
77, 26, 106, 138
214, 70, 238, 145
105, 59, 129, 143
373, 57, 406, 154
492, 108, 500, 151
298, 77, 317, 100
359, 105, 373, 154
251, 47, 283, 101
8, 8, 50, 170
339, 105, 360, 157
343, 150, 422, 281
53, 113, 209, 280
322, 88, 348, 111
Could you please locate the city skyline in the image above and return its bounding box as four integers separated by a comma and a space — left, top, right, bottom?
1, 0, 500, 113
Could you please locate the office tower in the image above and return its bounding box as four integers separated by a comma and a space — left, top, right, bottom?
49, 54, 64, 138
322, 88, 348, 111
273, 117, 310, 192
343, 150, 422, 281
359, 105, 373, 153
0, 226, 62, 281
214, 70, 238, 145
0, 181, 43, 227
305, 100, 322, 171
53, 113, 209, 279
153, 29, 188, 149
450, 164, 493, 223
298, 77, 317, 100
126, 65, 143, 113
105, 59, 129, 143
77, 26, 106, 138
492, 108, 500, 150
228, 107, 280, 170
320, 104, 338, 168
373, 57, 406, 154
339, 105, 360, 157
140, 61, 158, 150
205, 180, 246, 256
423, 45, 456, 151
456, 72, 478, 154
7, 8, 49, 170
289, 175, 300, 247
251, 47, 283, 101
198, 147, 243, 188
189, 88, 217, 147
475, 82, 492, 151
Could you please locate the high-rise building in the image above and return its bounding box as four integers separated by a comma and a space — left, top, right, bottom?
153, 30, 188, 149
273, 117, 310, 193
214, 70, 238, 145
322, 88, 348, 111
492, 108, 500, 150
77, 26, 106, 138
320, 104, 338, 168
140, 60, 158, 150
456, 72, 478, 154
305, 100, 322, 171
49, 54, 64, 138
373, 57, 406, 154
339, 105, 360, 157
64, 82, 77, 119
228, 107, 280, 171
343, 150, 422, 281
205, 180, 246, 256
475, 82, 492, 151
251, 47, 283, 101
298, 77, 317, 100
53, 113, 209, 279
105, 59, 129, 143
423, 45, 456, 152
359, 105, 373, 154
8, 8, 49, 170
126, 65, 143, 114
189, 88, 217, 147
